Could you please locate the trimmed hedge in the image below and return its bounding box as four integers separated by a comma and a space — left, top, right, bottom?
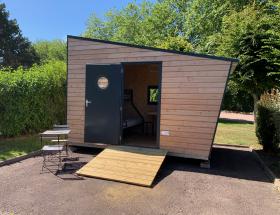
0, 61, 66, 136
256, 90, 280, 152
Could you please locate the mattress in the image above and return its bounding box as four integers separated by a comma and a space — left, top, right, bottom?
123, 117, 143, 128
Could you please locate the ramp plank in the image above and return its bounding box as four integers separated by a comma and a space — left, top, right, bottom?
76, 146, 167, 186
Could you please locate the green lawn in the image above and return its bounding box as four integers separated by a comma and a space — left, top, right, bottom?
215, 120, 260, 148
0, 121, 261, 161
0, 135, 41, 161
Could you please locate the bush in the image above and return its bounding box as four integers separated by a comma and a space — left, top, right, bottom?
222, 80, 254, 113
222, 89, 254, 112
33, 40, 67, 63
273, 112, 280, 148
256, 90, 280, 152
0, 61, 66, 136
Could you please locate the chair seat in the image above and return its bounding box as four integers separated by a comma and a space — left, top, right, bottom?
42, 145, 64, 152
41, 136, 59, 140
51, 139, 68, 142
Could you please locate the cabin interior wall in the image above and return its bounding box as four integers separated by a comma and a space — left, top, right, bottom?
124, 64, 158, 121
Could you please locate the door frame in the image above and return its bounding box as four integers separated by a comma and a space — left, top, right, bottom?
121, 61, 163, 149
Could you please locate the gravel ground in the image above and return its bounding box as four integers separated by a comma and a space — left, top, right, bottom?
0, 146, 279, 215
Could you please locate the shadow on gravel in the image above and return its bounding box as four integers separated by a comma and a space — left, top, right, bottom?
45, 146, 269, 186
43, 147, 103, 180
154, 147, 271, 187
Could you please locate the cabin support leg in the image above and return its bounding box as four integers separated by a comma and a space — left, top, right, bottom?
200, 160, 210, 169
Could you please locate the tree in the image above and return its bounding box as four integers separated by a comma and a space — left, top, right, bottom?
0, 3, 38, 68
83, 1, 193, 51
83, 0, 260, 52
33, 40, 66, 63
183, 0, 254, 52
83, 2, 153, 44
157, 36, 193, 51
214, 4, 280, 119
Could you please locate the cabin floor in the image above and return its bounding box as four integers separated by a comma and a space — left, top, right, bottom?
123, 134, 157, 148
122, 125, 157, 148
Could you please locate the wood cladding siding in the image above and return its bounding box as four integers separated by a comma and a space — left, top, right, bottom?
67, 37, 232, 160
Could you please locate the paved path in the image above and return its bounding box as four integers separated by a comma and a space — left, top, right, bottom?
0, 147, 279, 215
220, 111, 254, 123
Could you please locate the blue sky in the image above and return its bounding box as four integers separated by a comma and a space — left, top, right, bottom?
2, 0, 154, 42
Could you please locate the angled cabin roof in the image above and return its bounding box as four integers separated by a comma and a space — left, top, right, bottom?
67, 35, 239, 63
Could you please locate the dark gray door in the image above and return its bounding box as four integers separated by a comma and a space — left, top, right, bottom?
85, 64, 122, 144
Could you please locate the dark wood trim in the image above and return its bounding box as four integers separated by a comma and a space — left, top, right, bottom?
207, 62, 233, 160
66, 38, 69, 124
157, 62, 163, 149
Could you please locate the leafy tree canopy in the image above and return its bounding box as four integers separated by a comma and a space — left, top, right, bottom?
83, 0, 193, 51
83, 0, 258, 52
33, 40, 66, 63
184, 0, 254, 51
0, 3, 38, 68
209, 1, 280, 116
215, 3, 280, 97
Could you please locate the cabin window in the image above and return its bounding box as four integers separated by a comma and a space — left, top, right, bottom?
97, 76, 109, 89
147, 86, 158, 105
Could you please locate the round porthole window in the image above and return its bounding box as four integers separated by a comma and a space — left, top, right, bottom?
97, 76, 109, 89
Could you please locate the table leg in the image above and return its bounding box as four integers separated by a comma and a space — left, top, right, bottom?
42, 151, 46, 172
58, 135, 62, 170
66, 141, 69, 156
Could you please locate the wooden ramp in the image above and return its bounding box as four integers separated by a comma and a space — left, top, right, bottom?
76, 146, 167, 187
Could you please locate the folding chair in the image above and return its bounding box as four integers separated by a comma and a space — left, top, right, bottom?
41, 136, 64, 171
52, 124, 70, 156
41, 144, 64, 172
40, 125, 69, 172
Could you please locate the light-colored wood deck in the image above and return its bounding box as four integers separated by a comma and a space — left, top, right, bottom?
76, 146, 167, 187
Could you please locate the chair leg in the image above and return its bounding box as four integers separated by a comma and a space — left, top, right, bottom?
42, 152, 46, 172
66, 142, 69, 157
42, 150, 63, 173
58, 151, 62, 171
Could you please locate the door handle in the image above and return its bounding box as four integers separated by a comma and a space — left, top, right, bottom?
86, 99, 92, 107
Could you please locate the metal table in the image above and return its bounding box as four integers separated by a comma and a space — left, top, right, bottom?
40, 129, 71, 171
40, 129, 71, 143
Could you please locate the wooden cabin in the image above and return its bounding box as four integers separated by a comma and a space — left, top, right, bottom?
67, 35, 238, 161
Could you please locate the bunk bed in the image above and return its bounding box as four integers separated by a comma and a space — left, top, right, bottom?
122, 89, 144, 129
